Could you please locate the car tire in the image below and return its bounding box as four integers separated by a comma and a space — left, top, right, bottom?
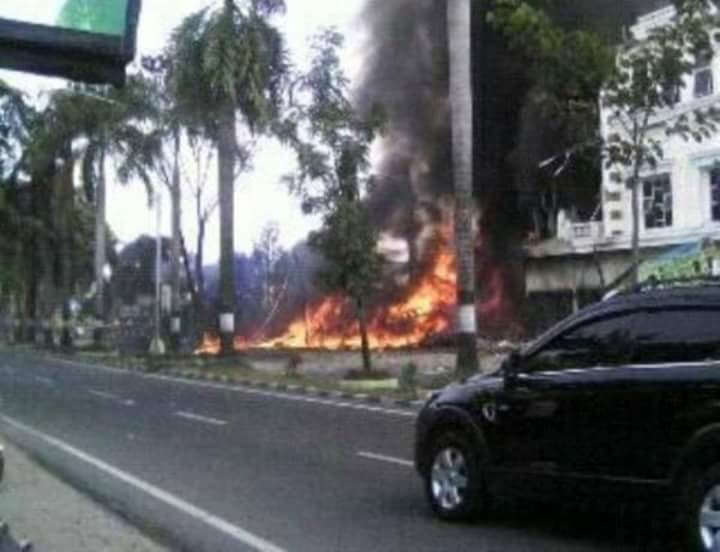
424, 431, 487, 521
684, 464, 720, 551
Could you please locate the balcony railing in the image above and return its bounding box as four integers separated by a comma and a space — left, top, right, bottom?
556, 220, 605, 246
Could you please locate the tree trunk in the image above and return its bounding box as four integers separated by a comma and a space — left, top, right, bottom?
196, 218, 206, 301
94, 149, 107, 346
25, 269, 38, 344
218, 101, 237, 356
448, 0, 478, 377
170, 130, 183, 349
179, 229, 197, 305
356, 297, 372, 375
58, 149, 75, 349
180, 228, 204, 347
631, 169, 641, 287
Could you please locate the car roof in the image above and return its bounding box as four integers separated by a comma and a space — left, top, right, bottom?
524, 285, 720, 357
602, 285, 720, 310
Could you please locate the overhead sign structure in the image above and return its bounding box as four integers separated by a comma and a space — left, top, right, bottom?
0, 0, 141, 86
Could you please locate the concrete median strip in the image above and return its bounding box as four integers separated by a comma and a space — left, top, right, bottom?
0, 415, 287, 552
47, 356, 422, 417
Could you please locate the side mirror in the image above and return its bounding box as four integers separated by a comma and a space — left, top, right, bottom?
503, 351, 521, 386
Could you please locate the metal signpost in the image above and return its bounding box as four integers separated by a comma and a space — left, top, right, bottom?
0, 0, 141, 85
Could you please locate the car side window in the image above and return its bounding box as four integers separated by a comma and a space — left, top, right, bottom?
633, 307, 720, 364
524, 312, 639, 373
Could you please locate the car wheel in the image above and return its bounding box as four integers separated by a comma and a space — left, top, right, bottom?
685, 464, 720, 551
424, 432, 486, 521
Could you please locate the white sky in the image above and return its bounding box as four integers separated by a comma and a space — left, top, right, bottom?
0, 0, 367, 261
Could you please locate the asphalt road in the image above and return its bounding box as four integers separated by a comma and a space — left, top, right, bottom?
0, 351, 672, 551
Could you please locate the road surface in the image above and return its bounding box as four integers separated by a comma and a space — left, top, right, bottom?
0, 351, 670, 551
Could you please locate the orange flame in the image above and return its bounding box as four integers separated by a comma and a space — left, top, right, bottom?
196, 223, 514, 355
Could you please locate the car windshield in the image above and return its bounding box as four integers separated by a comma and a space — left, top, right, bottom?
1, 0, 718, 550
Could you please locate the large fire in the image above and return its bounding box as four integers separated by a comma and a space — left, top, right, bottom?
197, 220, 515, 354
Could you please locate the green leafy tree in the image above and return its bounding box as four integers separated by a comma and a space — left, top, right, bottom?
310, 196, 383, 374
169, 0, 288, 355
40, 78, 159, 336
138, 55, 190, 349
491, 0, 720, 285
489, 0, 615, 239
283, 29, 384, 374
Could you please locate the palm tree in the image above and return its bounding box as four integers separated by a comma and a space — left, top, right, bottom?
448, 0, 479, 377
140, 55, 187, 349
45, 79, 159, 340
169, 0, 288, 355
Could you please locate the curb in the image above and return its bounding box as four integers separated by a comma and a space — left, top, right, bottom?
23, 350, 427, 412
35, 355, 426, 411
159, 369, 425, 411
162, 369, 425, 410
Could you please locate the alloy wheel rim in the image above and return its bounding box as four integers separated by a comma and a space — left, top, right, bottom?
700, 484, 720, 551
431, 447, 469, 511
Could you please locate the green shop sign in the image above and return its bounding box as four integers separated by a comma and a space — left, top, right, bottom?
639, 239, 720, 284
0, 0, 141, 85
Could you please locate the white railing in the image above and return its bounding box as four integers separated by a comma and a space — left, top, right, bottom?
570, 221, 604, 244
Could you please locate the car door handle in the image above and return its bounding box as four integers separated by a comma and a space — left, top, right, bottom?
525, 400, 558, 419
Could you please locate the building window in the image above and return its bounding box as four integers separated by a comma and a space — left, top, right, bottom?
661, 83, 681, 106
694, 52, 714, 98
711, 168, 720, 222
695, 68, 714, 98
643, 174, 673, 229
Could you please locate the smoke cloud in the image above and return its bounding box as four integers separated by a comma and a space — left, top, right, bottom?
355, 0, 666, 334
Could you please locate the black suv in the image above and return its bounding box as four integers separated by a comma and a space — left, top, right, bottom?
415, 285, 720, 551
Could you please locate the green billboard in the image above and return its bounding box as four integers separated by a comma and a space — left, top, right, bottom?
0, 0, 141, 85
0, 1, 129, 37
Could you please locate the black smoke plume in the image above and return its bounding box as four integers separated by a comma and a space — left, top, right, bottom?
356, 0, 665, 334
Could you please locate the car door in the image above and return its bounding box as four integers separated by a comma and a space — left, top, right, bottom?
489, 310, 642, 478
622, 305, 720, 480
562, 305, 720, 483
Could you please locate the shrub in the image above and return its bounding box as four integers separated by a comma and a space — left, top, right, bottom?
399, 362, 418, 399
285, 352, 303, 378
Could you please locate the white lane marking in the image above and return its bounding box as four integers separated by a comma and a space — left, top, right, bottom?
88, 389, 136, 407
175, 411, 228, 427
357, 451, 414, 468
52, 358, 415, 418
34, 376, 55, 386
0, 415, 286, 552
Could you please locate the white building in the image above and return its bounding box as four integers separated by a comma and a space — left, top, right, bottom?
525, 3, 720, 329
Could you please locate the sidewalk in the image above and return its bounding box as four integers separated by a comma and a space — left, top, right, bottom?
0, 441, 168, 552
